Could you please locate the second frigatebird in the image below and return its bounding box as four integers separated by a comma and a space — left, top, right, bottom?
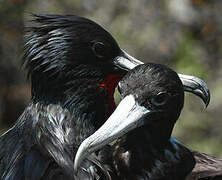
0, 14, 144, 180
75, 63, 213, 179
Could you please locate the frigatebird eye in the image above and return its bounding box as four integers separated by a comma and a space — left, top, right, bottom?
92, 41, 106, 58
151, 91, 169, 106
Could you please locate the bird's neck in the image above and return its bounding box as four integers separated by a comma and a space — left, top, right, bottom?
127, 120, 174, 148
31, 71, 123, 130
113, 121, 195, 179
112, 122, 175, 176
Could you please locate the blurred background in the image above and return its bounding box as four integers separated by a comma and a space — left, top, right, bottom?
0, 0, 222, 156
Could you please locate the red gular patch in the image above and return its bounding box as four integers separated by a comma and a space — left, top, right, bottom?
100, 74, 123, 119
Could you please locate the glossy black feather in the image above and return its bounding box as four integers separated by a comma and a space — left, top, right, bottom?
0, 104, 116, 179
0, 14, 126, 179
112, 63, 195, 180
23, 14, 122, 107
111, 63, 222, 180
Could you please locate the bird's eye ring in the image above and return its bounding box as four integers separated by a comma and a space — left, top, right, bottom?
151, 91, 169, 106
91, 41, 106, 58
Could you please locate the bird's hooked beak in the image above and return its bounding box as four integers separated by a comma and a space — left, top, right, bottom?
74, 95, 152, 173
178, 74, 210, 107
114, 50, 143, 71
115, 50, 210, 107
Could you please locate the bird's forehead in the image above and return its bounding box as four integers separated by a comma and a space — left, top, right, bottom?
119, 64, 182, 95
120, 76, 171, 93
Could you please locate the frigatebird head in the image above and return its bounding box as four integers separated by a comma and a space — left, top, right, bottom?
23, 14, 144, 124
23, 14, 142, 85
74, 63, 209, 172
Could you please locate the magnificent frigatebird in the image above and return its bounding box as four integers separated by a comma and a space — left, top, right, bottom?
0, 14, 143, 180
0, 14, 210, 179
74, 63, 213, 180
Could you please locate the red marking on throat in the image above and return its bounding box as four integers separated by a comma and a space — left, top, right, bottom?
100, 74, 123, 119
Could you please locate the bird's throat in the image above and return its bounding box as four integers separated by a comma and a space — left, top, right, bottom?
31, 73, 123, 131
99, 74, 123, 119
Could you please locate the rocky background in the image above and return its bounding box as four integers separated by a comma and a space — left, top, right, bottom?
1, 0, 222, 156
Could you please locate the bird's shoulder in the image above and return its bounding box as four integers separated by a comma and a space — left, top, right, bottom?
0, 103, 75, 179
0, 105, 34, 179
112, 137, 195, 180
0, 103, 115, 180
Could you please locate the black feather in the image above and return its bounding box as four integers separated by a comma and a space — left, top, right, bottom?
109, 63, 222, 180
0, 14, 125, 179
111, 63, 195, 180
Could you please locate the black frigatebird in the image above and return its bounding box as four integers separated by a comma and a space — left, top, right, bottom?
0, 14, 143, 180
0, 14, 210, 179
74, 63, 214, 180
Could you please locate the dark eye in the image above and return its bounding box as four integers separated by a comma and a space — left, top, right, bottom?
92, 41, 106, 58
151, 92, 169, 106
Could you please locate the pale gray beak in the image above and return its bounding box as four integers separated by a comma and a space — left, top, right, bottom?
178, 74, 210, 107
114, 50, 143, 71
115, 50, 210, 107
74, 95, 151, 173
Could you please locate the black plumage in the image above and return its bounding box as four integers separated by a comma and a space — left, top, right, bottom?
0, 14, 212, 180
75, 63, 214, 180
112, 64, 195, 180
0, 14, 143, 179
117, 65, 222, 180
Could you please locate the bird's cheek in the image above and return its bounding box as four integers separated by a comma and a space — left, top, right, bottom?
142, 111, 165, 126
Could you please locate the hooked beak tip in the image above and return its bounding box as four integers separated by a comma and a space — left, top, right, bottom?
204, 89, 210, 108
179, 74, 210, 108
